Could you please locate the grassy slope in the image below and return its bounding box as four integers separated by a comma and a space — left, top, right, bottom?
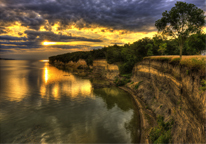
144, 55, 206, 74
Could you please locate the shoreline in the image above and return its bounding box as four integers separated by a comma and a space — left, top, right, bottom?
119, 86, 154, 144
51, 63, 153, 143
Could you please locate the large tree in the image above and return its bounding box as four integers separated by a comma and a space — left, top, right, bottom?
155, 1, 205, 58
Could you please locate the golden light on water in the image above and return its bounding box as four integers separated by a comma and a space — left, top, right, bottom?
40, 64, 93, 100
45, 66, 48, 84
40, 60, 49, 62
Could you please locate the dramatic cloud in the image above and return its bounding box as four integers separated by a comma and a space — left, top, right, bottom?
24, 30, 102, 42
1, 0, 204, 31
0, 0, 205, 59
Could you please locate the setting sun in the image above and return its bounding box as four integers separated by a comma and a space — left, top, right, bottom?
42, 41, 56, 45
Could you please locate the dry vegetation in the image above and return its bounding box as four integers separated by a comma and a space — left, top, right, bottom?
144, 55, 206, 74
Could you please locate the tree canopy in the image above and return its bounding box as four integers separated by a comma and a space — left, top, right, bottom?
155, 1, 205, 58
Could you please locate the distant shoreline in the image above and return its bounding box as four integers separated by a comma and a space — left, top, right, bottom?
0, 58, 15, 60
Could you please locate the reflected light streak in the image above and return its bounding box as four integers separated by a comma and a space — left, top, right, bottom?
45, 65, 48, 84
40, 64, 93, 101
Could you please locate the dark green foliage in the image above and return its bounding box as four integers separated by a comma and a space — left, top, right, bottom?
155, 1, 205, 58
146, 44, 153, 56
200, 79, 206, 91
121, 73, 132, 79
49, 1, 205, 72
185, 33, 206, 55
149, 116, 173, 143
154, 130, 171, 144
150, 127, 162, 142
114, 77, 131, 86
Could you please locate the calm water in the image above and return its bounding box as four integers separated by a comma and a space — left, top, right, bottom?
0, 60, 140, 143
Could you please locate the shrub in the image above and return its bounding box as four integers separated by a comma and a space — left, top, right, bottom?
114, 77, 131, 86
200, 79, 206, 91
150, 127, 162, 142
154, 130, 171, 144
135, 81, 143, 89
149, 116, 173, 143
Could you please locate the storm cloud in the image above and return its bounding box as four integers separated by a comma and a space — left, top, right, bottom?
1, 0, 205, 31
24, 30, 102, 42
0, 0, 205, 59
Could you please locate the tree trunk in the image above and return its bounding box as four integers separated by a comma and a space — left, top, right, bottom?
180, 43, 183, 59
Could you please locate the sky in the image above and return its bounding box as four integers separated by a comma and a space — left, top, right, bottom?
0, 0, 205, 60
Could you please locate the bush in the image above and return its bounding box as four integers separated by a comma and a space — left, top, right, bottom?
149, 116, 173, 143
150, 127, 162, 142
135, 81, 143, 89
119, 61, 135, 74
114, 77, 131, 86
154, 130, 171, 144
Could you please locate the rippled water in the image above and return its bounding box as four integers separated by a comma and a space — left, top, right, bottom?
0, 60, 140, 143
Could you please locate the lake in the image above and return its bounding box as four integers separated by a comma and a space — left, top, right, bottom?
0, 60, 140, 143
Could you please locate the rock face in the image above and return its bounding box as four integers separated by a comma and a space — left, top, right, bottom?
131, 59, 205, 143
93, 59, 119, 80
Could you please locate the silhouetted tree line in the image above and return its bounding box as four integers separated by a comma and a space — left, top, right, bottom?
49, 32, 205, 74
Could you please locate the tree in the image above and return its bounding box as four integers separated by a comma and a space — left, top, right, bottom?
155, 1, 205, 58
146, 43, 153, 56
158, 43, 167, 55
185, 33, 206, 55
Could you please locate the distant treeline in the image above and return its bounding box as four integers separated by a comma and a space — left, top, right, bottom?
49, 32, 205, 74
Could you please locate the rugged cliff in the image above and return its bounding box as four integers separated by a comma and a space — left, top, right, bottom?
50, 58, 205, 143
129, 59, 205, 143
93, 59, 119, 80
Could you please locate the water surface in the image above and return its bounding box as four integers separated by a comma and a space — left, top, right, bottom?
0, 60, 140, 143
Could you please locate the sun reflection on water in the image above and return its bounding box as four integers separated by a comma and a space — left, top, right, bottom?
45, 66, 48, 84
40, 62, 93, 100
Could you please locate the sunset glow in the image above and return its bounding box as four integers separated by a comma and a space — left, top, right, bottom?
0, 0, 205, 60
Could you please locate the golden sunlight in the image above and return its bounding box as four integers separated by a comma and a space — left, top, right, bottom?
42, 41, 95, 46
44, 65, 48, 84
43, 41, 56, 45
40, 60, 49, 62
